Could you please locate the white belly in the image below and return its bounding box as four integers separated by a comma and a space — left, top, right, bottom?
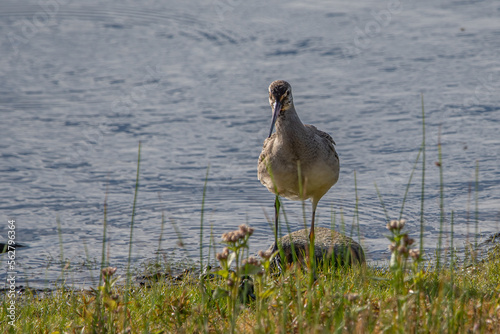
259, 151, 339, 202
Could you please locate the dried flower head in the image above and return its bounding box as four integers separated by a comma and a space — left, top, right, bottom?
387, 220, 397, 231
222, 232, 231, 242
239, 224, 248, 234
398, 219, 406, 229
409, 249, 420, 260
403, 234, 415, 246
232, 231, 242, 242
398, 245, 408, 255
222, 225, 255, 245
258, 250, 273, 260
387, 219, 406, 231
102, 267, 117, 278
216, 247, 230, 261
243, 256, 261, 266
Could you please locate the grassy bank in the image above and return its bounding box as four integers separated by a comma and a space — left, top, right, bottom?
1, 240, 500, 333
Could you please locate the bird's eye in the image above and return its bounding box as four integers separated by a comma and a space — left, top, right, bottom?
279, 91, 288, 101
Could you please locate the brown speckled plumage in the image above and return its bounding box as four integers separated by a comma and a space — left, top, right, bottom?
258, 80, 340, 254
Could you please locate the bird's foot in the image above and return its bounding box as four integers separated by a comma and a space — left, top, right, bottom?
271, 252, 284, 277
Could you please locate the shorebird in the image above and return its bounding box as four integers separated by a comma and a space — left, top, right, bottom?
258, 80, 340, 255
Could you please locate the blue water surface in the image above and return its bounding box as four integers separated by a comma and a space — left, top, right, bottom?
0, 0, 499, 288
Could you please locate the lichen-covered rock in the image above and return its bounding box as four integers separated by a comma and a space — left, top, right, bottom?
269, 227, 365, 269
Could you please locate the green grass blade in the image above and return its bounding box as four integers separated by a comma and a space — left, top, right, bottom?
200, 165, 210, 272
475, 160, 479, 253
436, 126, 445, 271
398, 146, 422, 221
123, 141, 141, 329
374, 182, 390, 223
420, 93, 426, 256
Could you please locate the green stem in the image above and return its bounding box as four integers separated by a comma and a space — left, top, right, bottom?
449, 210, 455, 332
474, 161, 479, 253
93, 184, 108, 328
437, 127, 445, 271
123, 141, 141, 330
56, 216, 65, 289
374, 182, 390, 223
417, 94, 426, 333
399, 147, 422, 221
420, 94, 426, 257
200, 165, 209, 272
157, 192, 166, 265
354, 170, 360, 244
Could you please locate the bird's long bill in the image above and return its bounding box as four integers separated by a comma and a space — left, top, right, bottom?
268, 100, 282, 138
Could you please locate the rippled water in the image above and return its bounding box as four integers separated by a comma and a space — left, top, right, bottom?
1, 0, 499, 288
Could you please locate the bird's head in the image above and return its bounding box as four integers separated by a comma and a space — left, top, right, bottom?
267, 80, 293, 137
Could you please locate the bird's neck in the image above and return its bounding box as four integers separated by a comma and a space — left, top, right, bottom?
275, 105, 305, 138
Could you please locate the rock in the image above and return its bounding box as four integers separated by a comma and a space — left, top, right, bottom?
484, 232, 500, 244
269, 227, 365, 269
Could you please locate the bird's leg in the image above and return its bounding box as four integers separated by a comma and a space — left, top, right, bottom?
308, 200, 319, 282
310, 210, 316, 244
309, 200, 318, 246
273, 195, 281, 253
272, 195, 284, 275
